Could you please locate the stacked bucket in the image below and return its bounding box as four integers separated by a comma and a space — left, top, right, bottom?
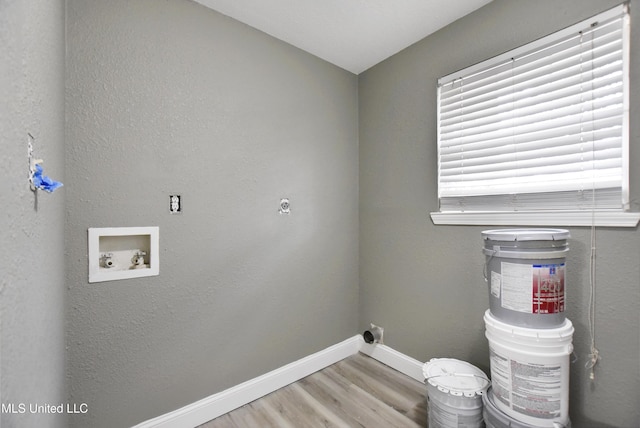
481, 229, 574, 428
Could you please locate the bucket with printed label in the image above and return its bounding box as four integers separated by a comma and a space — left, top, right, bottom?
423, 358, 490, 428
483, 387, 572, 428
484, 310, 573, 427
482, 229, 570, 328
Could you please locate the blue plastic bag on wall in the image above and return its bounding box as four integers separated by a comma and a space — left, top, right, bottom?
32, 164, 63, 193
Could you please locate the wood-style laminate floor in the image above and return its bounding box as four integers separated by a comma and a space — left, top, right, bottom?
198, 352, 428, 428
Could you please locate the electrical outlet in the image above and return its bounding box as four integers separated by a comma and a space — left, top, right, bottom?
170, 195, 181, 214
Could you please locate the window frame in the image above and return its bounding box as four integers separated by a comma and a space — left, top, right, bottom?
430, 4, 638, 227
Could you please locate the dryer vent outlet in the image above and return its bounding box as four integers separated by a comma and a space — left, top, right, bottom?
363, 324, 384, 344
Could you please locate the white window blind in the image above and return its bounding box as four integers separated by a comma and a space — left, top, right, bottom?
437, 4, 629, 213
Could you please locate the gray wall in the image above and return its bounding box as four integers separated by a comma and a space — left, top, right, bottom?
359, 1, 640, 427
0, 0, 67, 427
65, 0, 359, 427
6, 0, 638, 427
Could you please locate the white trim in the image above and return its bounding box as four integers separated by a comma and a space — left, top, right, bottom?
131, 336, 428, 428
131, 335, 364, 428
88, 227, 160, 283
621, 7, 631, 208
430, 210, 640, 227
359, 343, 425, 383
436, 4, 630, 214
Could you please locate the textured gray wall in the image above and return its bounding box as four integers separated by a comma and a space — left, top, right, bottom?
9, 0, 638, 427
359, 1, 640, 427
0, 0, 67, 427
65, 0, 359, 427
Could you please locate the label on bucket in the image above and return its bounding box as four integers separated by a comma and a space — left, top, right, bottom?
428, 400, 483, 428
490, 271, 501, 298
489, 348, 563, 420
499, 262, 565, 314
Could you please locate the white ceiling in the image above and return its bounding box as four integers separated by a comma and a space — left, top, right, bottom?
192, 0, 493, 74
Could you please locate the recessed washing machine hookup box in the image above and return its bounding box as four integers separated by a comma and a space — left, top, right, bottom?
88, 227, 159, 283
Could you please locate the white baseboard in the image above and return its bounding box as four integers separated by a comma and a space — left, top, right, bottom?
359, 342, 425, 383
132, 335, 425, 428
132, 335, 364, 428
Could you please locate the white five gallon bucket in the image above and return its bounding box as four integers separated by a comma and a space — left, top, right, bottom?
484, 310, 573, 427
482, 229, 570, 328
483, 387, 572, 428
423, 358, 490, 428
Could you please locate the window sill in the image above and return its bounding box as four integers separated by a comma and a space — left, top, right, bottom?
430, 210, 640, 228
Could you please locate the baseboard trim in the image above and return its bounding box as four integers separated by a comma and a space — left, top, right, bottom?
359, 342, 425, 383
132, 335, 425, 428
132, 335, 364, 428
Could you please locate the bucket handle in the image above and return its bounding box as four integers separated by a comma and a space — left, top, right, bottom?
425, 373, 491, 388
483, 247, 497, 282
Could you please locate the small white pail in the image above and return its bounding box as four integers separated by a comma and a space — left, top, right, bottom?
423, 358, 490, 428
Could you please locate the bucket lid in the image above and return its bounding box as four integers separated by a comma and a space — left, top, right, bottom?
423, 358, 489, 397
484, 309, 574, 340
482, 228, 570, 242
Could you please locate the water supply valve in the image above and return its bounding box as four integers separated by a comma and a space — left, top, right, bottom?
101, 253, 115, 269
131, 251, 147, 269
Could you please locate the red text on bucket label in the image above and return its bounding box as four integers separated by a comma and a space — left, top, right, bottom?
532, 264, 565, 315
499, 262, 565, 314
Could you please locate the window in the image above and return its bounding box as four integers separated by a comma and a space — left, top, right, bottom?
431, 4, 638, 227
